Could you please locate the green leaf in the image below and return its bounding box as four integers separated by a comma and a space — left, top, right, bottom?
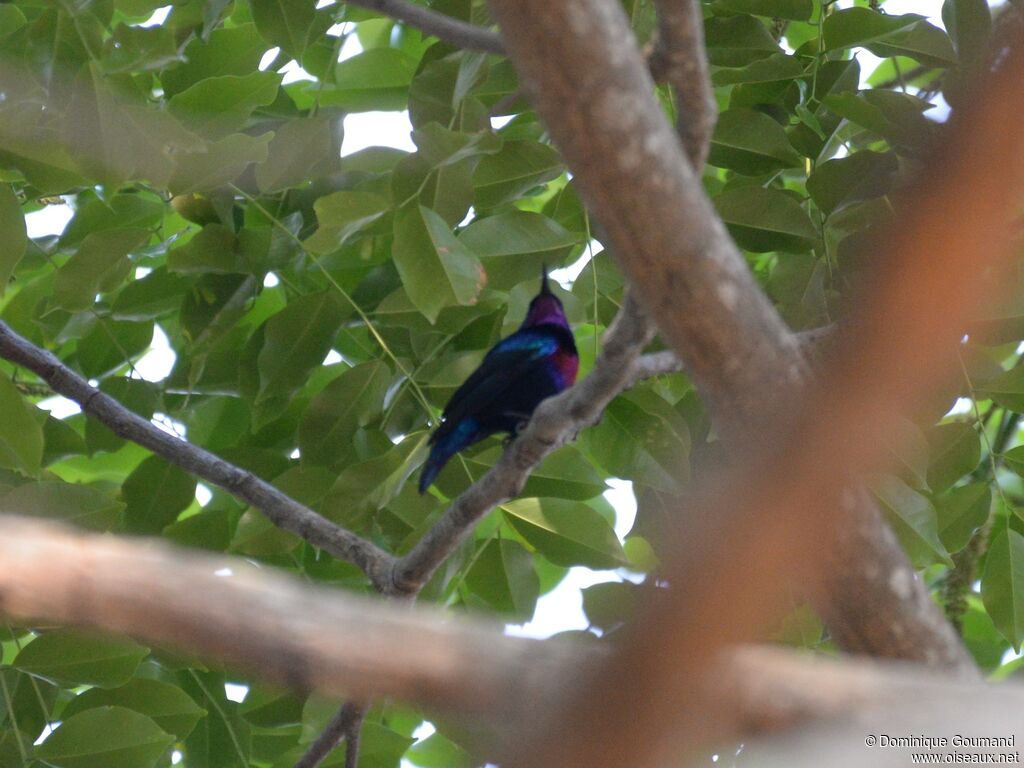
2, 480, 124, 531
713, 0, 811, 20
256, 291, 349, 402
304, 191, 390, 255
584, 393, 690, 492
298, 362, 390, 466
823, 8, 922, 51
977, 366, 1024, 412
34, 706, 173, 768
169, 132, 274, 194
806, 151, 898, 215
473, 141, 563, 209
704, 15, 780, 67
709, 108, 802, 175
111, 268, 193, 320
871, 474, 951, 567
251, 0, 319, 58
54, 229, 151, 312
935, 482, 990, 553
582, 581, 642, 631
357, 721, 416, 768
61, 194, 164, 246
406, 732, 473, 768
502, 497, 627, 569
982, 528, 1024, 651
866, 20, 957, 66
323, 48, 420, 111
1002, 446, 1024, 478
0, 4, 26, 38
464, 538, 540, 621
711, 53, 806, 86
0, 184, 26, 294
76, 319, 155, 380
714, 186, 818, 252
122, 455, 198, 533
926, 422, 981, 492
169, 72, 282, 139
392, 205, 486, 323
168, 224, 246, 274
458, 211, 581, 289
463, 445, 606, 500
160, 24, 268, 97
255, 114, 344, 192
822, 90, 932, 148
0, 376, 43, 476
15, 631, 147, 688
411, 122, 503, 168
943, 0, 992, 63
60, 679, 206, 739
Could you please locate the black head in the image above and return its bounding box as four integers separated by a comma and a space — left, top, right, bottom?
522, 266, 569, 329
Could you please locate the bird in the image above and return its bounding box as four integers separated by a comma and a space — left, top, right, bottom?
419, 267, 578, 493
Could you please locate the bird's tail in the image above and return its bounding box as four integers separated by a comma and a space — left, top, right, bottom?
418, 448, 449, 494
419, 418, 481, 494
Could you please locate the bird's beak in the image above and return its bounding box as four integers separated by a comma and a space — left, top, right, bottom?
541, 264, 552, 295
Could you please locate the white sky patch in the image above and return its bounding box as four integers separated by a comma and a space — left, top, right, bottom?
339, 33, 364, 62
259, 47, 281, 71
151, 412, 187, 439
506, 567, 622, 639
605, 478, 637, 540
224, 682, 249, 703
37, 395, 81, 419
1002, 647, 1024, 666
491, 114, 515, 130
945, 397, 976, 418
264, 272, 280, 288
550, 241, 603, 289
133, 324, 176, 382
458, 206, 477, 228
171, 750, 184, 765
280, 60, 317, 85
323, 349, 343, 365
34, 722, 59, 745
25, 203, 72, 238
137, 5, 171, 27
196, 484, 212, 506
343, 111, 416, 154
289, 447, 301, 459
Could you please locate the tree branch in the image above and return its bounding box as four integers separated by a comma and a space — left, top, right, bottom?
2, 516, 1024, 763
0, 322, 397, 590
487, 0, 975, 678
627, 323, 838, 388
0, 516, 572, 722
649, 0, 718, 169
344, 0, 504, 54
293, 703, 365, 768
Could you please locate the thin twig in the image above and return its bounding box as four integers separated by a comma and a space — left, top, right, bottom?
0, 321, 396, 588
626, 324, 838, 388
294, 703, 365, 768
344, 0, 504, 54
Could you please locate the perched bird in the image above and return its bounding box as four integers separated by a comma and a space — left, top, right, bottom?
419, 267, 578, 493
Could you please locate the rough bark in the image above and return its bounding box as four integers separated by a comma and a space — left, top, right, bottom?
487, 0, 975, 675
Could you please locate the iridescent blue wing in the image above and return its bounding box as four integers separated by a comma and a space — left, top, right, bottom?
435, 329, 557, 436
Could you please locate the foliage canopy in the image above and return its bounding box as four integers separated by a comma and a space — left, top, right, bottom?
0, 0, 1019, 766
